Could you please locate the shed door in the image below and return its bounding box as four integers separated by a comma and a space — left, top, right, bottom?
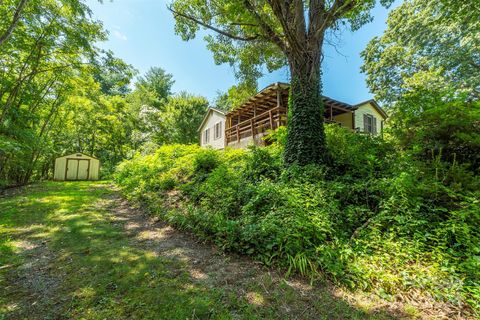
77, 160, 89, 180
66, 159, 78, 180
66, 159, 90, 180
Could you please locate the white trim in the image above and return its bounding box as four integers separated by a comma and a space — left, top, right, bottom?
197, 108, 226, 132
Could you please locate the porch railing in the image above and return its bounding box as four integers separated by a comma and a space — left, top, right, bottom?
225, 107, 343, 145
226, 106, 287, 144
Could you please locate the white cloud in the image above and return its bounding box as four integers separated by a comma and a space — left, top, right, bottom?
113, 30, 127, 41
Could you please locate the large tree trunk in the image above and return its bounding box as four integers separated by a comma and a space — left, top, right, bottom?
284, 46, 327, 166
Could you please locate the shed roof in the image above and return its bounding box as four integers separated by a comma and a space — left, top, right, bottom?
56, 152, 99, 160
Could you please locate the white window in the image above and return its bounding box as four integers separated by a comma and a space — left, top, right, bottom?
214, 122, 222, 140
363, 114, 377, 134
203, 128, 210, 144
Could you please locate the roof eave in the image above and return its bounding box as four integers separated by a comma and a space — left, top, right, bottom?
197, 108, 226, 132
353, 99, 388, 119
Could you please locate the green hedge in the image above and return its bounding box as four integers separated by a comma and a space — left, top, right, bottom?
115, 125, 479, 314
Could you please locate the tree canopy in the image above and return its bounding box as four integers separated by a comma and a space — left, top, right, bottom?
361, 0, 480, 105
361, 0, 480, 169
215, 81, 258, 111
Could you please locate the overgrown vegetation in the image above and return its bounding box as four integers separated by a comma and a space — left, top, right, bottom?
1, 181, 401, 319
115, 0, 479, 316
115, 124, 479, 316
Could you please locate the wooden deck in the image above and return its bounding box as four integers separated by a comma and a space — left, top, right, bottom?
224, 83, 353, 147
225, 106, 343, 145
225, 106, 287, 145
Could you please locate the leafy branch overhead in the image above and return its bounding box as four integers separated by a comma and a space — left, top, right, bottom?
168, 0, 394, 80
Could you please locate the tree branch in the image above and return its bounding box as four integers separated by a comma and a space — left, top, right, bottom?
315, 0, 355, 39
308, 0, 325, 39
243, 0, 288, 53
0, 0, 29, 47
230, 22, 258, 27
292, 0, 307, 43
167, 5, 259, 42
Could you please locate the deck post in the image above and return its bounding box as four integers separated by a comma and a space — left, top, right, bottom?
236, 125, 240, 142
224, 115, 229, 145
277, 87, 281, 108
269, 110, 273, 129
250, 119, 255, 137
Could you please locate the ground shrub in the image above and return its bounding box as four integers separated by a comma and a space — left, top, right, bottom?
193, 149, 220, 176
115, 126, 480, 315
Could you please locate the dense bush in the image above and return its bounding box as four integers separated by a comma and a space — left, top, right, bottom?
389, 99, 480, 173
115, 125, 479, 314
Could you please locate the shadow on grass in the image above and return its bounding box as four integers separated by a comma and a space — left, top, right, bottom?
0, 181, 406, 319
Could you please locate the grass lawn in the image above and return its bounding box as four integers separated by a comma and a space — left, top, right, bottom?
0, 181, 400, 319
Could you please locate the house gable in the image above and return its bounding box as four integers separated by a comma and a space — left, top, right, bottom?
198, 108, 226, 132
198, 108, 226, 149
353, 101, 387, 135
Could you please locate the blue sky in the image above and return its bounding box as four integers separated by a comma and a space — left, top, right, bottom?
86, 0, 401, 104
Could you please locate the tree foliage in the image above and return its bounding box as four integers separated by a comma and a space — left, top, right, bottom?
134, 67, 175, 110
361, 0, 480, 104
361, 0, 480, 169
215, 81, 257, 111
126, 67, 208, 152
163, 92, 209, 144
0, 0, 109, 185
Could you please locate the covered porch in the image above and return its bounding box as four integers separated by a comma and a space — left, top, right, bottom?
225, 83, 355, 147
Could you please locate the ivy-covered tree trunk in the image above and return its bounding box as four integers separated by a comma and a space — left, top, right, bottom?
284, 48, 326, 166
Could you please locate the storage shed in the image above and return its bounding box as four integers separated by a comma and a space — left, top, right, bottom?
54, 153, 100, 181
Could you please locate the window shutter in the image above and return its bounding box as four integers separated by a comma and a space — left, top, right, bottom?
219, 122, 222, 138
373, 117, 377, 134
205, 129, 210, 143
363, 114, 368, 132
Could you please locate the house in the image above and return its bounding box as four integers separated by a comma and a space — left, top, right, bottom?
198, 107, 227, 149
54, 152, 100, 181
198, 82, 388, 149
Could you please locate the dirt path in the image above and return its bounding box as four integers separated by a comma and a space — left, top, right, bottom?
101, 186, 406, 319
0, 182, 424, 319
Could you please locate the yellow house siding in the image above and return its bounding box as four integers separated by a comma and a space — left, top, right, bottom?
354, 103, 385, 135
332, 112, 353, 129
